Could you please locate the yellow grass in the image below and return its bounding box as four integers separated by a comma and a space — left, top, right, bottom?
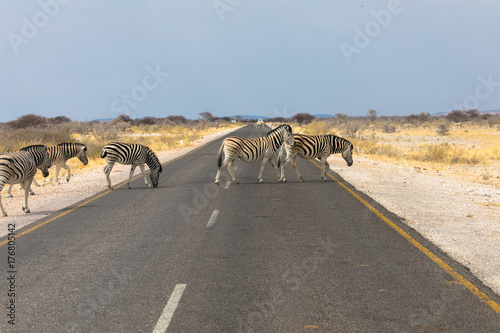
297, 121, 500, 187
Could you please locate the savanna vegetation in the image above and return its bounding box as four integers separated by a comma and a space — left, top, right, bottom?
0, 112, 241, 177
285, 109, 500, 185
2, 109, 499, 184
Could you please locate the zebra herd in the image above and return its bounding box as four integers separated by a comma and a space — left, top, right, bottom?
215, 124, 354, 184
0, 124, 353, 217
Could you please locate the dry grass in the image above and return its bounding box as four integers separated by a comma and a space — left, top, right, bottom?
296, 120, 500, 186
0, 121, 241, 182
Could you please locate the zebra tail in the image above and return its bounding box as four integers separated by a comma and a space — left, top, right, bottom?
277, 144, 285, 169
99, 148, 107, 159
217, 143, 224, 168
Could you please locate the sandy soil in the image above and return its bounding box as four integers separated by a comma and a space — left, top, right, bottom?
328, 154, 500, 295
1, 126, 499, 297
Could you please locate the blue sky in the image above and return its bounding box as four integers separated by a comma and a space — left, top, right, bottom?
1, 0, 499, 122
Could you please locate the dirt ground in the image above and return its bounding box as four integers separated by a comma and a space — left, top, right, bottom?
1, 126, 499, 297
328, 154, 500, 295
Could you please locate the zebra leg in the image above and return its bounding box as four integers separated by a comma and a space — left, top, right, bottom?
279, 156, 291, 182
320, 156, 329, 181
257, 157, 269, 183
32, 176, 41, 187
215, 158, 230, 184
268, 158, 281, 180
0, 187, 7, 216
6, 185, 13, 198
138, 164, 151, 188
61, 163, 71, 182
291, 156, 304, 182
7, 184, 35, 197
127, 164, 138, 189
55, 164, 61, 182
103, 162, 116, 189
227, 160, 239, 184
21, 179, 32, 213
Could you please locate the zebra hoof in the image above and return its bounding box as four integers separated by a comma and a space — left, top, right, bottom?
234, 180, 239, 184
259, 179, 264, 183
22, 207, 31, 214
6, 194, 13, 198
214, 180, 219, 185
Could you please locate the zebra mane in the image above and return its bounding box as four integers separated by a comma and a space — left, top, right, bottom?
266, 124, 292, 137
145, 146, 162, 172
57, 142, 87, 150
20, 145, 47, 151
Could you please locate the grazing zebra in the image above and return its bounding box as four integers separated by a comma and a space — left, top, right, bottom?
278, 134, 353, 182
0, 145, 50, 216
47, 142, 89, 182
215, 124, 294, 184
100, 142, 163, 189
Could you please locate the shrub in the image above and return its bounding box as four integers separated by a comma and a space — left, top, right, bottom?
436, 122, 450, 135
382, 122, 397, 133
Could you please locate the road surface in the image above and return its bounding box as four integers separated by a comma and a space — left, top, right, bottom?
1, 125, 500, 332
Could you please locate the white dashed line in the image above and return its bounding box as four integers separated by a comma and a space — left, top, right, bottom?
152, 284, 187, 333
224, 181, 231, 189
207, 210, 219, 228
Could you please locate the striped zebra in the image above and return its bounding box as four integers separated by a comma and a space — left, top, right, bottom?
278, 134, 353, 182
47, 142, 89, 182
215, 124, 294, 184
100, 142, 163, 189
0, 145, 50, 216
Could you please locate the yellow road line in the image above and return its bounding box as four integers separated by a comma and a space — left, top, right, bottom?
308, 159, 500, 315
0, 137, 220, 247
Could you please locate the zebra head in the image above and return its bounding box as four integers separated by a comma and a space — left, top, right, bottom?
146, 148, 162, 188
150, 165, 162, 188
77, 144, 89, 166
268, 124, 294, 147
342, 142, 354, 167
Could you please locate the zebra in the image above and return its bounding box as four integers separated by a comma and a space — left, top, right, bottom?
100, 142, 163, 189
215, 124, 294, 184
0, 145, 50, 216
47, 142, 89, 182
278, 134, 353, 182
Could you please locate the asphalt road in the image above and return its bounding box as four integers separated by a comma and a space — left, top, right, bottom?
1, 125, 500, 332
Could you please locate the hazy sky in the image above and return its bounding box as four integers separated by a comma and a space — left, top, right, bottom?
1, 0, 499, 122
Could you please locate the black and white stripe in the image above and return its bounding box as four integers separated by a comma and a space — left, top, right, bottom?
278, 134, 353, 182
48, 142, 88, 182
215, 124, 294, 184
100, 142, 163, 189
0, 145, 50, 216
